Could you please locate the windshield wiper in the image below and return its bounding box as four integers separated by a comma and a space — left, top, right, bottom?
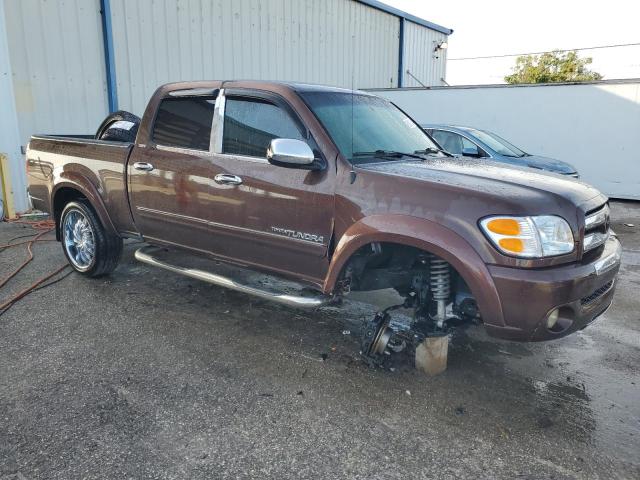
414, 147, 453, 157
352, 150, 427, 161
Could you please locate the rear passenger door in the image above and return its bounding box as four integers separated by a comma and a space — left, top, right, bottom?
128, 91, 218, 252
206, 89, 335, 283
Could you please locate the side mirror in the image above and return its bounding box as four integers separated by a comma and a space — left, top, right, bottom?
462, 146, 481, 158
267, 138, 322, 170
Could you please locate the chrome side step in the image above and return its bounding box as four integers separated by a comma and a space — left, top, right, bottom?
134, 246, 332, 309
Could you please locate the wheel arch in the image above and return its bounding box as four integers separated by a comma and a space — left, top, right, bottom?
324, 215, 506, 328
52, 177, 117, 241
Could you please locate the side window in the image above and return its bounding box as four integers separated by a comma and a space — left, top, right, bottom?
460, 136, 480, 155
152, 96, 217, 150
432, 130, 464, 155
222, 97, 305, 158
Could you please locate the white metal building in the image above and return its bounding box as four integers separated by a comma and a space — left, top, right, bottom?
0, 0, 452, 214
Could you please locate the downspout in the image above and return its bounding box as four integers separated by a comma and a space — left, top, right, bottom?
397, 17, 405, 88
99, 0, 118, 112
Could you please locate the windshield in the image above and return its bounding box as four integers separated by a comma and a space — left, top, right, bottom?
300, 92, 442, 163
469, 129, 527, 157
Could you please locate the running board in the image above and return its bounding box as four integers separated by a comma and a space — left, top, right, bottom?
134, 246, 332, 309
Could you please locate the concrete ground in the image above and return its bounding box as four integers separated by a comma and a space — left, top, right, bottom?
0, 202, 639, 480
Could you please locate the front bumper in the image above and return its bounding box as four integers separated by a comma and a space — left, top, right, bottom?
484, 236, 622, 341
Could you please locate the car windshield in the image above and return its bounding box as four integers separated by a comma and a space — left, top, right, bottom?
300, 91, 442, 164
468, 129, 528, 157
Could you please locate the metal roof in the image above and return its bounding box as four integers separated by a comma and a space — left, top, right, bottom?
356, 0, 453, 35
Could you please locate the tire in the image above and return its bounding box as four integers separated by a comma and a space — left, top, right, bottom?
60, 200, 123, 277
95, 110, 140, 143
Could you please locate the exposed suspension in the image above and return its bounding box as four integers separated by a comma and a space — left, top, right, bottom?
341, 244, 478, 370
429, 256, 451, 327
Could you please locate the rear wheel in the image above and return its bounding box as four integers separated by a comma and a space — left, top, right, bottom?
60, 200, 122, 277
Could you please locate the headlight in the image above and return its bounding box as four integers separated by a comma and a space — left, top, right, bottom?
480, 215, 574, 258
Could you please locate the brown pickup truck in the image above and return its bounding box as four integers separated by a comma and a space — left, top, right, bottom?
27, 80, 621, 368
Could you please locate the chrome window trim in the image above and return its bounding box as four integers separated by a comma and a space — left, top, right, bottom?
210, 89, 225, 153
155, 144, 215, 156
215, 152, 269, 164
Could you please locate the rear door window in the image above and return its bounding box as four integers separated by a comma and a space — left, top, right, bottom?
152, 96, 217, 150
222, 97, 305, 158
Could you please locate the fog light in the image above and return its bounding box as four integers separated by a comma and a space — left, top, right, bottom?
546, 309, 559, 329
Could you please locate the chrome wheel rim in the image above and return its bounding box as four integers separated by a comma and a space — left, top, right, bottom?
63, 209, 96, 270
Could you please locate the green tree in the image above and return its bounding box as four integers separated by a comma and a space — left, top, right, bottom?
505, 50, 603, 84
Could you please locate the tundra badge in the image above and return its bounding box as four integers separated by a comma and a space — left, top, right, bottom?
271, 227, 324, 244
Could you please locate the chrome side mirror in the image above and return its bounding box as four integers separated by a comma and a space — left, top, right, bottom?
267, 138, 320, 170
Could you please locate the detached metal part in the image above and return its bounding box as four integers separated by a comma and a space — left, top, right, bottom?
360, 310, 397, 367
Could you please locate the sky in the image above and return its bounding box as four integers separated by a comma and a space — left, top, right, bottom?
384, 0, 640, 85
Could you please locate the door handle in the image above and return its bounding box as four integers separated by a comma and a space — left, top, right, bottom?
214, 173, 243, 185
133, 162, 154, 172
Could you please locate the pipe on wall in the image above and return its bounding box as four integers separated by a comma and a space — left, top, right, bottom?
397, 17, 405, 88
100, 0, 118, 112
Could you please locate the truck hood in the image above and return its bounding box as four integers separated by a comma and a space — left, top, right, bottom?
356, 157, 603, 210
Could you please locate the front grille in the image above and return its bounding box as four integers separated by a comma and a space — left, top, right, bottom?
580, 280, 614, 306
583, 204, 610, 254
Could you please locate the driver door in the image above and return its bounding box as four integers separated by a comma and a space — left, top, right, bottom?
205, 89, 335, 284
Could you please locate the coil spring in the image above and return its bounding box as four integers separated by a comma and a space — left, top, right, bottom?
429, 256, 451, 300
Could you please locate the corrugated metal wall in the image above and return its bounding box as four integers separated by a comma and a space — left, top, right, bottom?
4, 0, 109, 144
110, 0, 401, 115
402, 20, 448, 87
0, 0, 28, 213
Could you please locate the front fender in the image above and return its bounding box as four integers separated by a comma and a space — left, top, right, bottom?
324, 214, 505, 328
51, 172, 118, 237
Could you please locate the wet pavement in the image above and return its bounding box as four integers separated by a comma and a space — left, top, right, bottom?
0, 201, 639, 479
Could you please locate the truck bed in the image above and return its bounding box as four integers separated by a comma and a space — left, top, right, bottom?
27, 134, 137, 235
